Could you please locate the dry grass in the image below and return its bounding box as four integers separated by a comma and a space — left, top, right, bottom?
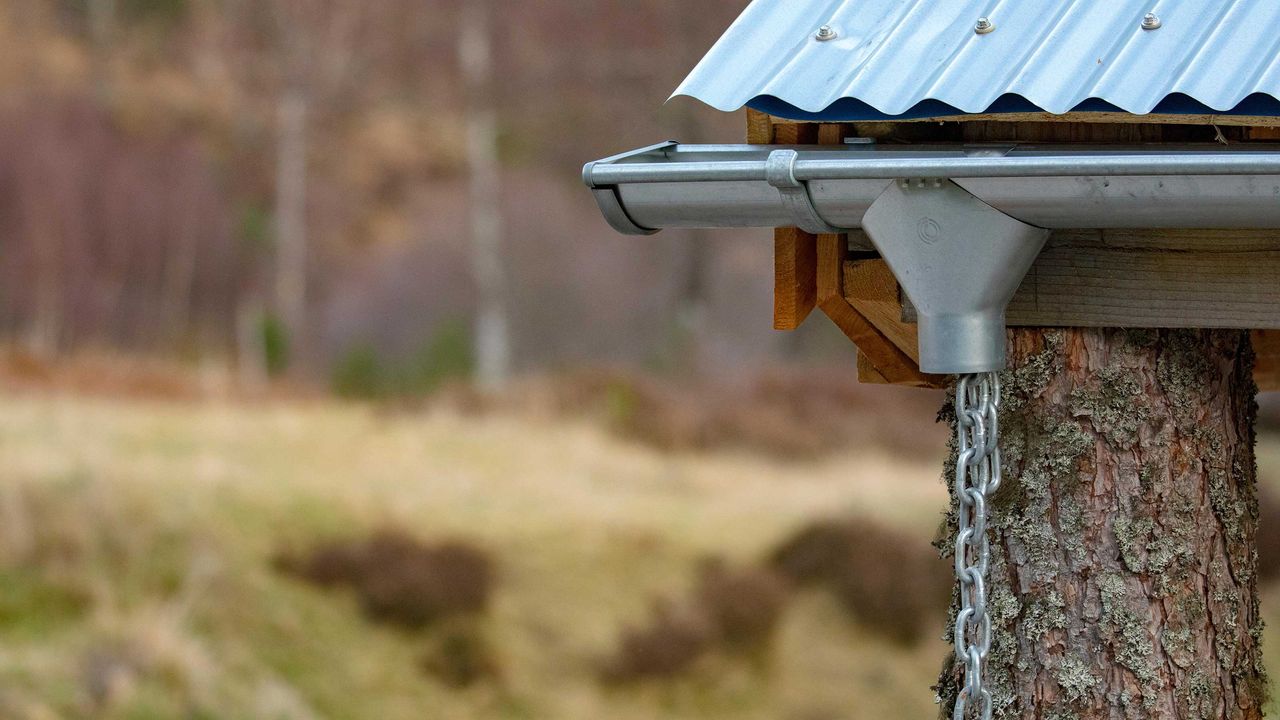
0, 389, 1276, 719
436, 366, 948, 460
0, 389, 949, 720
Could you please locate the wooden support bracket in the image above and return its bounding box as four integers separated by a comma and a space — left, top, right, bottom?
755, 112, 1280, 391
817, 234, 944, 388
773, 228, 817, 330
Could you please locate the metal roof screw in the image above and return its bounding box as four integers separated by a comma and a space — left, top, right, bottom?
975, 17, 995, 35
1141, 12, 1162, 30
815, 25, 837, 41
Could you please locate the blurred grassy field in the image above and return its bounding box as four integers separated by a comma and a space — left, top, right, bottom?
0, 391, 1277, 719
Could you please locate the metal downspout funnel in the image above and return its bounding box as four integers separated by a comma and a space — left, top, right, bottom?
861, 180, 1048, 374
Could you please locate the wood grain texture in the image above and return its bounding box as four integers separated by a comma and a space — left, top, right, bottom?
746, 108, 773, 144
818, 294, 942, 388
815, 234, 845, 302
772, 121, 817, 145
843, 259, 921, 362
1005, 239, 1280, 330
772, 228, 817, 330
1246, 127, 1280, 141
893, 231, 1280, 330
818, 123, 847, 145
816, 235, 942, 387
856, 352, 891, 384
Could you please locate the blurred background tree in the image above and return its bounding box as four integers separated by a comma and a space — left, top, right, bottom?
0, 0, 843, 393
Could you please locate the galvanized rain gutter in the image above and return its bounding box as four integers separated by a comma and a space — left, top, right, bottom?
585, 142, 1280, 235
584, 141, 1280, 373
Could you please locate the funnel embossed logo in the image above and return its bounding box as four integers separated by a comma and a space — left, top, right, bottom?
917, 217, 942, 245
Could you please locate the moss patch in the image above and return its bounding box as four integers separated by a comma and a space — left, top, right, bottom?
1055, 656, 1100, 704
1099, 574, 1158, 708
1071, 367, 1151, 448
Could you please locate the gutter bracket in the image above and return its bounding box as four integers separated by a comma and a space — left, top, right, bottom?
766, 149, 845, 234
862, 179, 1049, 374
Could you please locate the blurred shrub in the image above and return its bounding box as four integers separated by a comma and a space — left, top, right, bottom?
402, 319, 473, 396
331, 344, 384, 399
331, 321, 473, 400
278, 530, 494, 630
599, 599, 713, 683
600, 558, 790, 684
694, 558, 789, 657
770, 518, 949, 645
119, 0, 188, 24
259, 314, 291, 378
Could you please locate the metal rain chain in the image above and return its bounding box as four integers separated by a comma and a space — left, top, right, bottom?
951, 373, 1001, 720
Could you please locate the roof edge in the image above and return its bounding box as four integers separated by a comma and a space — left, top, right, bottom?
735, 92, 1280, 124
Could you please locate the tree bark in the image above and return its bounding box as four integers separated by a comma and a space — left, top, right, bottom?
937, 328, 1267, 719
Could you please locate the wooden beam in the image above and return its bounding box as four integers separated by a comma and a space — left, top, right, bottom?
773, 121, 818, 145
1005, 235, 1280, 329
746, 109, 773, 144
894, 231, 1280, 330
843, 259, 921, 362
773, 228, 817, 330
866, 254, 1280, 393
819, 294, 943, 388
815, 234, 844, 302
1246, 127, 1280, 141
818, 123, 847, 145
814, 234, 943, 388
857, 352, 891, 385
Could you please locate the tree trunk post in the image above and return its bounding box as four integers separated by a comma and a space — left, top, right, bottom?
938, 328, 1268, 719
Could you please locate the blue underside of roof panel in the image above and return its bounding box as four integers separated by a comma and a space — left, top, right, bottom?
747, 93, 1280, 123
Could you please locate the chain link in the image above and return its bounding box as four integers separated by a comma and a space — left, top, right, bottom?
952, 373, 1001, 720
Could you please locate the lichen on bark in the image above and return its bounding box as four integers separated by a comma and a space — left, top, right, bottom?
935, 329, 1267, 720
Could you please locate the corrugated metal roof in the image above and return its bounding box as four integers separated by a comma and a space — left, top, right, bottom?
673, 0, 1280, 121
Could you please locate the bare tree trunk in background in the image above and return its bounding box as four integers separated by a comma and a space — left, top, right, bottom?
669, 8, 710, 375
236, 294, 268, 392
274, 89, 309, 365
937, 328, 1267, 719
87, 0, 115, 96
671, 107, 710, 376
24, 189, 63, 358
161, 203, 199, 348
460, 0, 511, 391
